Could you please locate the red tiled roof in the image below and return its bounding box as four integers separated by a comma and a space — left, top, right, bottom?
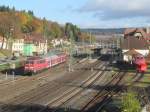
124, 28, 150, 38
24, 34, 47, 43
124, 28, 136, 35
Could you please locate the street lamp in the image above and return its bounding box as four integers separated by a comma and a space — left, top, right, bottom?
89, 31, 92, 59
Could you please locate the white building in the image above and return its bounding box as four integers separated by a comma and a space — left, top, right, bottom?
35, 40, 48, 54
12, 39, 24, 55
51, 39, 70, 47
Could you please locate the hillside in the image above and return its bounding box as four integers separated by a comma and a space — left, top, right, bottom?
0, 6, 90, 45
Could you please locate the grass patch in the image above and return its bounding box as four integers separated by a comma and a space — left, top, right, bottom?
0, 49, 12, 57
0, 61, 24, 72
0, 63, 9, 71
0, 52, 5, 58
130, 73, 150, 87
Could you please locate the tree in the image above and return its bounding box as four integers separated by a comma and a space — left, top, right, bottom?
28, 10, 34, 17
42, 17, 49, 38
50, 22, 62, 38
0, 11, 22, 49
21, 24, 33, 33
12, 6, 15, 12
19, 11, 34, 33
0, 13, 14, 49
0, 5, 10, 12
121, 92, 141, 112
65, 23, 81, 42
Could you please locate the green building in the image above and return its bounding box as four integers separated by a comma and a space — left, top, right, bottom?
23, 44, 35, 56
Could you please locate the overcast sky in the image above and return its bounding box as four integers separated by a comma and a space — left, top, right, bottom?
0, 0, 150, 28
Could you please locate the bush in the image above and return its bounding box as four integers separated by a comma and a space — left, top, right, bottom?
121, 92, 141, 112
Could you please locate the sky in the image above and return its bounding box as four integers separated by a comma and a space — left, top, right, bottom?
0, 0, 150, 28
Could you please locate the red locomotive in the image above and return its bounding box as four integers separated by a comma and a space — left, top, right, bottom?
133, 54, 147, 73
24, 53, 67, 74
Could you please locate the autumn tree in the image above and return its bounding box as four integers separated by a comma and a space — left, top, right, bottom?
0, 11, 26, 49
28, 10, 34, 17
0, 5, 91, 50
50, 22, 63, 38
19, 11, 34, 33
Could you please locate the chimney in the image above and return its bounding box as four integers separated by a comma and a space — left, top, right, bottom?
146, 27, 150, 34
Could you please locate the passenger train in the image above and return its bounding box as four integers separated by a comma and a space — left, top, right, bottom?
24, 53, 67, 74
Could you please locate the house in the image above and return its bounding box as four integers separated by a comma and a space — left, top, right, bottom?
23, 34, 47, 56
12, 39, 24, 56
121, 28, 150, 61
51, 39, 70, 47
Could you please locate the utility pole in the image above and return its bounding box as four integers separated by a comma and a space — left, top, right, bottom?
43, 18, 47, 55
68, 31, 74, 72
9, 26, 14, 52
82, 35, 84, 54
89, 31, 92, 59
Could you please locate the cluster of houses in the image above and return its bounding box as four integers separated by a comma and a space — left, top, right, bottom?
0, 33, 72, 57
1, 27, 149, 59
121, 28, 150, 62
0, 34, 48, 57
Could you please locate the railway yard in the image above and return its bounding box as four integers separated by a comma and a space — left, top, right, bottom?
0, 55, 149, 112
1, 1, 150, 111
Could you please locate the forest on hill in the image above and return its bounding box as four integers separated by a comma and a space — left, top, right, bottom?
0, 6, 92, 44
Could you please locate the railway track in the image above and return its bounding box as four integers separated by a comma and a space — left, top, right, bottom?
35, 62, 107, 112
0, 57, 86, 86
92, 72, 148, 112
0, 58, 89, 102
81, 72, 126, 112
0, 59, 104, 112
48, 71, 124, 112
